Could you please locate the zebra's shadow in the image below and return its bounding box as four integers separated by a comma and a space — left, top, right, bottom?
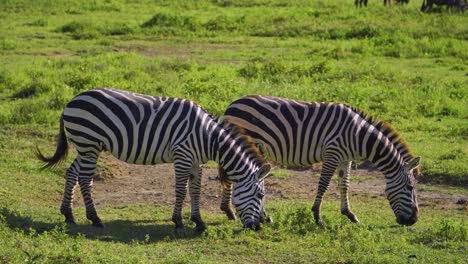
66, 220, 194, 243
0, 207, 209, 243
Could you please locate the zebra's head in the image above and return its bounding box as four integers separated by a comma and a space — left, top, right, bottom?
231, 163, 271, 230
386, 157, 420, 226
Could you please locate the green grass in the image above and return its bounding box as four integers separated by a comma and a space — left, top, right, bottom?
0, 0, 467, 262
1, 198, 467, 263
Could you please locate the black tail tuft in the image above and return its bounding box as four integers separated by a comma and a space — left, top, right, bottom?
35, 116, 69, 170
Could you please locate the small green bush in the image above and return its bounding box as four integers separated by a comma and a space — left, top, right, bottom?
9, 98, 52, 124
204, 15, 245, 32
58, 21, 100, 40
11, 79, 51, 99
238, 59, 330, 83
48, 85, 75, 110
141, 12, 201, 35
345, 26, 382, 40
64, 71, 98, 91
59, 21, 86, 33
0, 38, 16, 51
25, 18, 48, 27
412, 219, 467, 249
101, 23, 134, 36
159, 59, 192, 72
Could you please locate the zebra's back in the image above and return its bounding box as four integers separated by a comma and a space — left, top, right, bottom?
224, 95, 357, 165
63, 88, 206, 165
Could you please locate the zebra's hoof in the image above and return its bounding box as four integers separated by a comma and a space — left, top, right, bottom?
315, 219, 324, 228
195, 223, 207, 233
342, 210, 359, 223
221, 207, 236, 220
64, 218, 76, 225
226, 211, 236, 221
92, 221, 105, 228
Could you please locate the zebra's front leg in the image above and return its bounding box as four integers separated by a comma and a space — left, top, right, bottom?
220, 178, 236, 220
189, 166, 207, 232
312, 155, 340, 226
60, 166, 79, 224
75, 156, 104, 228
338, 161, 359, 223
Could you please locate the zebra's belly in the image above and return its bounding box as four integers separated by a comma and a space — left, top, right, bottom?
105, 140, 174, 165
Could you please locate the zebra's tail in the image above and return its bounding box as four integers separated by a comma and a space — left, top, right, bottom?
35, 115, 69, 169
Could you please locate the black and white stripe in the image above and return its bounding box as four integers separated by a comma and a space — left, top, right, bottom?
222, 95, 420, 226
36, 88, 271, 231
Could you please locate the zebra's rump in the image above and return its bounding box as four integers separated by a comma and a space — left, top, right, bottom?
62, 88, 201, 165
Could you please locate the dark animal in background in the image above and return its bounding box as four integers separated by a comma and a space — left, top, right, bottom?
355, 0, 368, 7
356, 0, 410, 7
421, 0, 467, 12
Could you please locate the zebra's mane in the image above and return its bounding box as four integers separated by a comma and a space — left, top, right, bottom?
216, 119, 266, 184
350, 106, 420, 176
220, 119, 265, 165
201, 105, 264, 168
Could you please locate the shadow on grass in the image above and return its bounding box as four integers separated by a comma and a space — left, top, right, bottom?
0, 207, 218, 243
419, 173, 468, 187
66, 219, 216, 243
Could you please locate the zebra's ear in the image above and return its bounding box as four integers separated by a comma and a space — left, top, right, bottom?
404, 157, 421, 174
257, 163, 271, 182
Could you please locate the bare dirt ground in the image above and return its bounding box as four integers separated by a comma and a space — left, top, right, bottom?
82, 153, 467, 214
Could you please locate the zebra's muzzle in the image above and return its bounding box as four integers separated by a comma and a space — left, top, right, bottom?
243, 220, 261, 231
396, 207, 418, 226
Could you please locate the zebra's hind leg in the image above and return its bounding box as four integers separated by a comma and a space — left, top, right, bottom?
60, 166, 79, 224
312, 154, 340, 226
219, 166, 236, 220
74, 155, 104, 228
172, 157, 192, 235
189, 166, 207, 232
338, 161, 359, 223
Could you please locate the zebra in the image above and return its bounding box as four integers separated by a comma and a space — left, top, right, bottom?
355, 0, 368, 7
355, 0, 409, 7
421, 0, 467, 12
35, 88, 271, 232
219, 95, 420, 226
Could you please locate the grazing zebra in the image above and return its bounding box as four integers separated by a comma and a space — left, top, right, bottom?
355, 0, 409, 7
355, 0, 368, 7
220, 95, 420, 226
421, 0, 467, 12
36, 88, 271, 232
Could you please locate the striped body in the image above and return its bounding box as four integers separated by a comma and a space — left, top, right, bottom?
64, 89, 214, 165
37, 88, 271, 231
223, 95, 420, 226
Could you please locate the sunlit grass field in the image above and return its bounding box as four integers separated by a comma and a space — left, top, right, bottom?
0, 0, 467, 263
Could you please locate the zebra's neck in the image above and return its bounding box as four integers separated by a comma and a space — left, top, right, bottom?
357, 123, 405, 179
210, 125, 260, 182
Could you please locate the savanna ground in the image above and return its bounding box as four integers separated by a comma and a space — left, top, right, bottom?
0, 0, 467, 263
